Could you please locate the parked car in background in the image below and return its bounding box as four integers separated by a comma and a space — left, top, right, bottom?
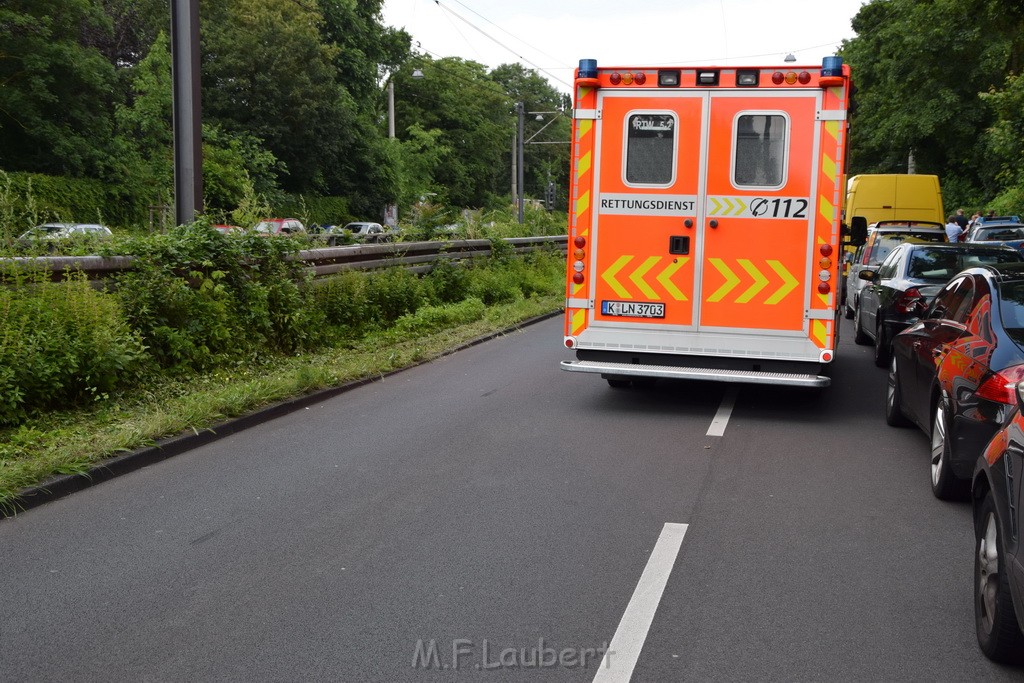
253, 218, 305, 236
213, 224, 243, 235
965, 222, 1024, 254
326, 221, 392, 246
973, 392, 1024, 662
18, 222, 113, 241
844, 221, 946, 319
887, 262, 1024, 499
855, 244, 1021, 367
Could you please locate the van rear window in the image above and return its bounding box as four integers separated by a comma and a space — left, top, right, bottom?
625, 114, 676, 185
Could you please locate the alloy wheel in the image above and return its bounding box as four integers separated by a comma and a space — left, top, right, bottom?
931, 405, 946, 487
977, 511, 1000, 636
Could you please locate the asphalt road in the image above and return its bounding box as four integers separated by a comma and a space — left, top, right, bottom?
1, 316, 1021, 682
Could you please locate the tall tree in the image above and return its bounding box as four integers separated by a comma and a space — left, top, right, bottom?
490, 63, 571, 208
393, 57, 513, 207
841, 0, 1024, 207
0, 0, 116, 176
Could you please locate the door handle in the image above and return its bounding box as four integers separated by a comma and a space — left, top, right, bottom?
669, 236, 690, 255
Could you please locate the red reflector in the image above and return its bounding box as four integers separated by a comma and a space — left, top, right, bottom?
574, 236, 586, 248
817, 281, 831, 294
772, 72, 784, 85
634, 72, 647, 85
609, 72, 622, 85
819, 243, 833, 257
975, 365, 1024, 404
565, 338, 575, 348
798, 71, 811, 84
572, 272, 584, 284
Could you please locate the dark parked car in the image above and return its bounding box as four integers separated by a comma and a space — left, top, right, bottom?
844, 221, 946, 319
856, 244, 1022, 367
972, 391, 1024, 662
886, 262, 1024, 499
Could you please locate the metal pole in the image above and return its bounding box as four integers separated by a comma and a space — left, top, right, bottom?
517, 102, 525, 224
387, 80, 396, 139
170, 0, 202, 225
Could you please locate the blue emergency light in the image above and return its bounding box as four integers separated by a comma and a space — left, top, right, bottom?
578, 59, 598, 79
821, 56, 843, 77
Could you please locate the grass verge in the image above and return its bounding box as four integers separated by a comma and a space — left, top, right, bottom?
0, 294, 562, 512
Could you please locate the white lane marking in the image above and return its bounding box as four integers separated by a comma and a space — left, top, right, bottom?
593, 522, 689, 683
706, 386, 739, 437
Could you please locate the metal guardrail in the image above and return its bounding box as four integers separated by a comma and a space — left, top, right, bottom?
0, 235, 568, 282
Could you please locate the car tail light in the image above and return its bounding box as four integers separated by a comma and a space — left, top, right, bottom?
894, 288, 925, 314
975, 365, 1024, 404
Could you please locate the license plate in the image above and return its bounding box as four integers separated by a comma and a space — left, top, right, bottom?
601, 301, 666, 318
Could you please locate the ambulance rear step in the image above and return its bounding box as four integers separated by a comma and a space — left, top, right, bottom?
560, 360, 830, 388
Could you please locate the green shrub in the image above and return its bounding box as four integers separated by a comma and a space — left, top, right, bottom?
0, 270, 147, 425
390, 297, 487, 337
364, 268, 425, 325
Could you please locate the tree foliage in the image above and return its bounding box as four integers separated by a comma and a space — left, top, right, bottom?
841, 0, 1024, 210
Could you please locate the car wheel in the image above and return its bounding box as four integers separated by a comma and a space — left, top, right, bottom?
844, 295, 855, 319
885, 357, 911, 427
930, 400, 967, 500
873, 318, 890, 368
854, 305, 871, 345
975, 490, 1024, 663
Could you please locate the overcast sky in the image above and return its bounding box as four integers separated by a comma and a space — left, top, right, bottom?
382, 0, 868, 93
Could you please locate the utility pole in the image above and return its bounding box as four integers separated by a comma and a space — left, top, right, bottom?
517, 102, 525, 224
170, 0, 202, 225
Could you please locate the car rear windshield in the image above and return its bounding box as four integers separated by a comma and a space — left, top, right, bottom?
869, 232, 945, 264
999, 282, 1024, 345
974, 227, 1024, 241
907, 249, 1021, 280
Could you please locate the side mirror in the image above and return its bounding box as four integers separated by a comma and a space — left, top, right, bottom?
858, 269, 877, 282
847, 216, 868, 247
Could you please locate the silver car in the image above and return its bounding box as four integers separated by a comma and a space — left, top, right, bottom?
19, 223, 113, 240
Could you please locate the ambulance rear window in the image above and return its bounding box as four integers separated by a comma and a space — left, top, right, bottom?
733, 114, 787, 188
625, 113, 675, 186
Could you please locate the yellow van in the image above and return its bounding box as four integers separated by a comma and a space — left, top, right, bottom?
845, 174, 944, 226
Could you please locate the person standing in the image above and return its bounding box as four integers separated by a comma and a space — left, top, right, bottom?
945, 215, 964, 243
954, 208, 969, 231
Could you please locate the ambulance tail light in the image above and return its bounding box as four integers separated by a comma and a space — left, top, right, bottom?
572, 235, 586, 285
658, 70, 680, 87
565, 337, 577, 348
975, 365, 1024, 405
697, 70, 720, 86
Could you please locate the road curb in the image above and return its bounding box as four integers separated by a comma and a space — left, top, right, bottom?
6, 310, 563, 517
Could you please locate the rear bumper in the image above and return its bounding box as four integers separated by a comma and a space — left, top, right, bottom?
560, 359, 830, 388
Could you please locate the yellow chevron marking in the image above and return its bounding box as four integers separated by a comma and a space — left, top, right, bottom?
765, 260, 799, 304
709, 197, 722, 215
572, 281, 584, 296
817, 292, 829, 306
822, 154, 837, 184
602, 255, 633, 298
736, 259, 769, 303
576, 190, 590, 216
579, 119, 593, 138
707, 258, 740, 302
572, 309, 586, 335
733, 197, 748, 215
819, 196, 835, 224
577, 151, 591, 177
657, 258, 688, 301
629, 256, 660, 299
579, 87, 592, 100
812, 320, 828, 347
824, 119, 839, 141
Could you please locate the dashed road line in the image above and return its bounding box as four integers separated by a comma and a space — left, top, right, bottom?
592, 522, 689, 683
706, 386, 739, 436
